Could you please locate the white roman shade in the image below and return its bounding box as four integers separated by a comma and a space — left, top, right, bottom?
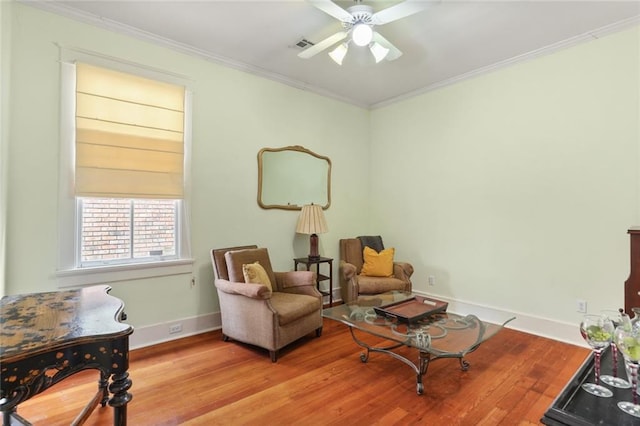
75, 63, 185, 199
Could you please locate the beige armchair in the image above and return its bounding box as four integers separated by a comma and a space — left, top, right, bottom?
211, 245, 323, 362
339, 237, 414, 304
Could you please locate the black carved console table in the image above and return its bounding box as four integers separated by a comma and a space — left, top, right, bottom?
0, 285, 133, 425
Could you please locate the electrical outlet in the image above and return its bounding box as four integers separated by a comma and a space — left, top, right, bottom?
428, 275, 435, 286
169, 323, 183, 334
576, 299, 587, 313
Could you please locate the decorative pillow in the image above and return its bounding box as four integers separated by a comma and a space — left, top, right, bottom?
357, 235, 385, 253
360, 246, 395, 277
242, 261, 273, 292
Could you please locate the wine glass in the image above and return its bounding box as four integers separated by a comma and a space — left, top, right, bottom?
615, 325, 640, 417
600, 309, 631, 389
580, 314, 614, 397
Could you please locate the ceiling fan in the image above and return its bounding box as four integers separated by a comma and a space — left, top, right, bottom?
298, 0, 434, 65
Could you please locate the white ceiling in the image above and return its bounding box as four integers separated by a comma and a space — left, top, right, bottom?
31, 0, 640, 108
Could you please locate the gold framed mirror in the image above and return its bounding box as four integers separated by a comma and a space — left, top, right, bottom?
257, 145, 331, 210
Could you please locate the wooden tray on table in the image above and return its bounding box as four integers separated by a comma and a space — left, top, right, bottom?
374, 295, 448, 324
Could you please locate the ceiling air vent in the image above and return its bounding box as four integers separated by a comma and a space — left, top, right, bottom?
295, 38, 315, 49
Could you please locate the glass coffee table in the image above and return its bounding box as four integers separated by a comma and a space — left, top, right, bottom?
323, 292, 515, 394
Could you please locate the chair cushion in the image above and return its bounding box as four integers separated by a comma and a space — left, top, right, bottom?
270, 292, 321, 326
357, 275, 408, 294
361, 246, 395, 277
225, 248, 276, 285
242, 261, 273, 293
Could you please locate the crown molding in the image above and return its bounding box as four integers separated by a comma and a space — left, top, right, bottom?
20, 1, 640, 111
371, 14, 640, 110
22, 0, 368, 109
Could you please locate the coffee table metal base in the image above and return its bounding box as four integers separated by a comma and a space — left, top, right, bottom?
323, 294, 514, 396
348, 327, 471, 395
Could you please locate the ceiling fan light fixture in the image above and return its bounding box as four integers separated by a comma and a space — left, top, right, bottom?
352, 23, 373, 47
370, 42, 390, 63
328, 43, 348, 65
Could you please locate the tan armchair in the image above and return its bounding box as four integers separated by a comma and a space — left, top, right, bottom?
211, 245, 323, 362
339, 237, 414, 304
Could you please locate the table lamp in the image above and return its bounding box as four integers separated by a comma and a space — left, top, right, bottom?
296, 204, 328, 260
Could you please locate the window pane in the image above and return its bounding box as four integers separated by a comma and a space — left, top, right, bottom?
81, 198, 131, 262
133, 199, 177, 258
80, 198, 177, 264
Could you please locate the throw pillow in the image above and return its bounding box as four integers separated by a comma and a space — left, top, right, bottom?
242, 261, 273, 292
360, 246, 395, 277
357, 235, 384, 253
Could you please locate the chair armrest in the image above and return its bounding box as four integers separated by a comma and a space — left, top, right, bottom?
339, 260, 359, 304
275, 271, 316, 288
215, 279, 271, 299
393, 262, 414, 281
340, 261, 357, 280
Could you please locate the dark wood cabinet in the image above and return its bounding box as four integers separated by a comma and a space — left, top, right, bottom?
625, 227, 640, 315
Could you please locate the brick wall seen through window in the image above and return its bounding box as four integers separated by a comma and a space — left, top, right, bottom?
81, 198, 177, 263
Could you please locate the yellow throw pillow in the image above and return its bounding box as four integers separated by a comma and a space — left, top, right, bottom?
360, 246, 395, 277
242, 261, 273, 292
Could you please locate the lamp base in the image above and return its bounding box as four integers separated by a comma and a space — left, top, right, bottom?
308, 233, 320, 260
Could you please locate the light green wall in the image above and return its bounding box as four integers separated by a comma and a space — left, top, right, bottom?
0, 0, 12, 298
370, 26, 640, 325
5, 3, 640, 341
4, 4, 370, 327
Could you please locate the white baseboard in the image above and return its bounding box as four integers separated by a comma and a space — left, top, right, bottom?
129, 289, 588, 350
414, 290, 587, 349
130, 312, 221, 350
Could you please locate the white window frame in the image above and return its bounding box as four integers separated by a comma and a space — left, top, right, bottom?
56, 47, 193, 288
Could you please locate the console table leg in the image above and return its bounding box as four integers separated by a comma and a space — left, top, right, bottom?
99, 371, 110, 406
108, 372, 132, 426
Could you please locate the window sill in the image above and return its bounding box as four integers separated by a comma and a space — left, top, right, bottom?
56, 259, 194, 288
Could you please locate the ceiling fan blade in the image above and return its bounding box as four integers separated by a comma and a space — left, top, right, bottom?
372, 0, 436, 25
298, 31, 348, 59
372, 32, 403, 61
309, 0, 353, 22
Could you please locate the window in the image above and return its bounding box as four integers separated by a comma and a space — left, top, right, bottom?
79, 198, 178, 265
57, 52, 192, 287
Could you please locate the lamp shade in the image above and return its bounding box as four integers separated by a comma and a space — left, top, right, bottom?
296, 204, 328, 235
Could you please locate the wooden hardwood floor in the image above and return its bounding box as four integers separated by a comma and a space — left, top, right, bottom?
15, 319, 588, 425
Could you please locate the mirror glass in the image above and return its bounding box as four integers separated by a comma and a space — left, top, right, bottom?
258, 146, 331, 210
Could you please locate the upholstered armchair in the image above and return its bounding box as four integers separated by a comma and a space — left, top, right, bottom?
339, 237, 414, 304
211, 245, 323, 362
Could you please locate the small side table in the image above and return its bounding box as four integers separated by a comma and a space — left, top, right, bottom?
294, 257, 333, 306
